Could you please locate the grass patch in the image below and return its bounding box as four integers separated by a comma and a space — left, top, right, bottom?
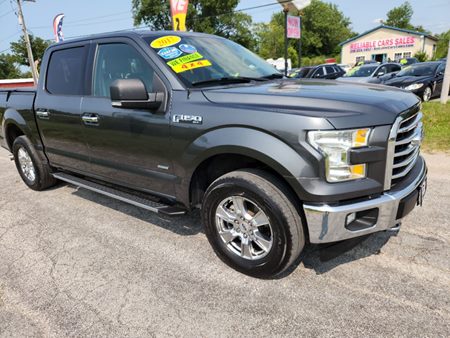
421, 102, 450, 152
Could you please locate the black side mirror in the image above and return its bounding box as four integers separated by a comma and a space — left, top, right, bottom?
110, 78, 164, 109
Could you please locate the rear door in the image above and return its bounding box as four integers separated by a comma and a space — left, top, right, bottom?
34, 43, 91, 172
80, 38, 175, 198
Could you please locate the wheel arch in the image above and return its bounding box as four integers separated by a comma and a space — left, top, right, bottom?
180, 127, 315, 209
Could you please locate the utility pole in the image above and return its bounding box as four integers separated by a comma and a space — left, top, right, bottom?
440, 41, 450, 104
16, 0, 38, 84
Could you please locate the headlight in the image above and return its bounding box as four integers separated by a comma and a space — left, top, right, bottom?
404, 83, 424, 91
308, 128, 370, 182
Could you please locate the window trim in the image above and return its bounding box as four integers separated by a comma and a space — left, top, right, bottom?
88, 37, 170, 98
44, 44, 89, 96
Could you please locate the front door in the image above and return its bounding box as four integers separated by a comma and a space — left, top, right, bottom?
80, 40, 175, 198
34, 44, 91, 173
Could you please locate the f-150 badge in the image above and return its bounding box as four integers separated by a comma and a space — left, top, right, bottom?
173, 114, 203, 124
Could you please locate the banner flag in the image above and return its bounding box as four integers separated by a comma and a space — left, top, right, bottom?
170, 0, 189, 31
53, 13, 65, 42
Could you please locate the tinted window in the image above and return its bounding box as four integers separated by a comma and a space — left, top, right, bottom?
93, 43, 155, 97
46, 46, 86, 95
437, 63, 446, 74
313, 67, 325, 77
325, 66, 335, 74
375, 65, 388, 76
390, 64, 401, 72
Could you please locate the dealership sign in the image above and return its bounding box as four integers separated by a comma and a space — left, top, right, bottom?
287, 16, 301, 39
350, 36, 416, 53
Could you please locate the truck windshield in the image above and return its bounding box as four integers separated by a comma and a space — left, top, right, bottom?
144, 34, 282, 87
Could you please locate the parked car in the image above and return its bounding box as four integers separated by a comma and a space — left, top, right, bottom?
337, 63, 402, 83
0, 30, 427, 278
399, 57, 419, 67
288, 66, 313, 78
290, 64, 345, 79
337, 63, 351, 74
384, 61, 447, 101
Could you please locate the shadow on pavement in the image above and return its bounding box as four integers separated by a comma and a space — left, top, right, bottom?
71, 186, 203, 236
69, 184, 397, 276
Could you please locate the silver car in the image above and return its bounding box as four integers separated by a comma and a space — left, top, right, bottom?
337, 63, 401, 84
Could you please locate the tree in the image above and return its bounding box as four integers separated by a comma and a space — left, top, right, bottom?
256, 0, 354, 62
10, 35, 50, 70
413, 51, 428, 62
435, 30, 450, 60
383, 1, 428, 33
384, 1, 413, 29
0, 54, 21, 79
132, 0, 254, 49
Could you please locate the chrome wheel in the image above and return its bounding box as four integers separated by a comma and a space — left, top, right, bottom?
423, 87, 432, 102
215, 196, 273, 260
17, 147, 36, 182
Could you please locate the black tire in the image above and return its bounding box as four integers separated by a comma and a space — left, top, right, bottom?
12, 135, 57, 191
202, 169, 305, 278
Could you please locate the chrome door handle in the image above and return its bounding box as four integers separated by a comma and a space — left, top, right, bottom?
36, 110, 50, 119
82, 115, 99, 125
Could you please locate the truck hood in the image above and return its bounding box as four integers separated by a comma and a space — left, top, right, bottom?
201, 79, 419, 129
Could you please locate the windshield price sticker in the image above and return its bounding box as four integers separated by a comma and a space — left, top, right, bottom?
150, 36, 181, 49
167, 52, 203, 68
158, 47, 182, 59
179, 44, 197, 54
172, 59, 212, 73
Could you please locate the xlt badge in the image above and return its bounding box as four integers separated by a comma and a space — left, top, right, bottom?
173, 114, 203, 124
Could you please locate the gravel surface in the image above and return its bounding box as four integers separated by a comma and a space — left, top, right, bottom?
0, 147, 449, 337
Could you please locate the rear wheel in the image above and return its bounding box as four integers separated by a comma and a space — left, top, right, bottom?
12, 136, 57, 191
202, 169, 305, 278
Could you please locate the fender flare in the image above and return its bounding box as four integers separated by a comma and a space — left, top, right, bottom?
177, 127, 316, 205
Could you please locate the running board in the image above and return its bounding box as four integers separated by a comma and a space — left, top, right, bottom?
52, 172, 186, 216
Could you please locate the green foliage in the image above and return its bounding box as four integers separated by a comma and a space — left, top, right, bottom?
413, 51, 428, 62
383, 1, 428, 33
422, 102, 450, 152
10, 35, 50, 70
255, 0, 354, 64
132, 0, 254, 49
435, 30, 450, 60
0, 54, 21, 79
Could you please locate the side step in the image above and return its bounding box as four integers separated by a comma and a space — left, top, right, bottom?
52, 172, 186, 216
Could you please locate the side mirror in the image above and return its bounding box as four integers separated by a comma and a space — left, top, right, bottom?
436, 71, 444, 77
377, 71, 385, 77
110, 78, 164, 109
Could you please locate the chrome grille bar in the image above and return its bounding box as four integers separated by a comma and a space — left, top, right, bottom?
384, 107, 423, 190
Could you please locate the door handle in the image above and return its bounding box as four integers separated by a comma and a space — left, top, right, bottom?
82, 114, 99, 125
36, 110, 50, 119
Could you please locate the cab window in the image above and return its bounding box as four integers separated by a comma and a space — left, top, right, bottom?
93, 43, 155, 98
46, 46, 87, 95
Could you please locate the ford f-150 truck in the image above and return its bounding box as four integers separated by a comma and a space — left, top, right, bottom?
0, 31, 427, 278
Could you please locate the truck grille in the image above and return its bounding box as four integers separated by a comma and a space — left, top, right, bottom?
384, 107, 423, 190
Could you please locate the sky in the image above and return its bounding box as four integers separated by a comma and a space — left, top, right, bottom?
0, 0, 449, 54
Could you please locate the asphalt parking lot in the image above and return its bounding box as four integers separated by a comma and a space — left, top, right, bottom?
0, 147, 449, 337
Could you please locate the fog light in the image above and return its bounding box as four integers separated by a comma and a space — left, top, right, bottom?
346, 212, 356, 225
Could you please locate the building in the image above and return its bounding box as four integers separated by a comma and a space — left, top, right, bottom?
340, 25, 438, 66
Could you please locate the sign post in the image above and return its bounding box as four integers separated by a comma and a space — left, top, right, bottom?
277, 0, 310, 75
440, 41, 450, 104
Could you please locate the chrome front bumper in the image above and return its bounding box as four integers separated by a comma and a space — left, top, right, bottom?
303, 158, 427, 244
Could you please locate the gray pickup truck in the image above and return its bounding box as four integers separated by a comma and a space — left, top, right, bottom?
0, 31, 427, 278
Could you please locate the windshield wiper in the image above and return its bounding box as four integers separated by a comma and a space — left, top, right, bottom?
261, 73, 284, 79
191, 76, 267, 87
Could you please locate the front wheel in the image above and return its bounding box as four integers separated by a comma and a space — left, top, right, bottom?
422, 86, 432, 102
202, 169, 305, 278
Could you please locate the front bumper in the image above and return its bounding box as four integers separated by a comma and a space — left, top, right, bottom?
303, 157, 427, 243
